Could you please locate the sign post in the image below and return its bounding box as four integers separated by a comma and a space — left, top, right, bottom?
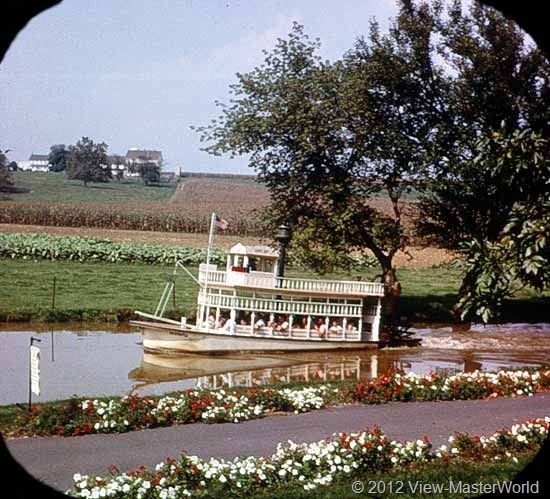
29, 337, 41, 411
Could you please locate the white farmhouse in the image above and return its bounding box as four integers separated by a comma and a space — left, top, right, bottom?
28, 154, 50, 172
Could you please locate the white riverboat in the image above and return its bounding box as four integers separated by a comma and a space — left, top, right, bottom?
131, 216, 385, 353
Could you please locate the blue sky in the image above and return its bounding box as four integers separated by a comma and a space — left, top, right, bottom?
1, 1, 406, 173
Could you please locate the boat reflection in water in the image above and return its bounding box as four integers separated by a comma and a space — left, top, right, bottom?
128, 351, 400, 391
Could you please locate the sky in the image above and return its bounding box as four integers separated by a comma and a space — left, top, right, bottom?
0, 0, 405, 173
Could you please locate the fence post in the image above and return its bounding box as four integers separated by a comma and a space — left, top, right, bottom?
51, 276, 57, 309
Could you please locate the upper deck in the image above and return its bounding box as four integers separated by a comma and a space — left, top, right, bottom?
198, 265, 385, 298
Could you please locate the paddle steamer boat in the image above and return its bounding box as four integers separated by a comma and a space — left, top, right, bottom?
131, 216, 385, 353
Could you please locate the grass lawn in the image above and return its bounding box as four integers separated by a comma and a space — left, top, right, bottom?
5, 171, 176, 203
0, 258, 547, 323
0, 258, 198, 321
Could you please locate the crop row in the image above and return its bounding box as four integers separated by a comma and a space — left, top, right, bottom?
0, 233, 378, 269
0, 233, 227, 266
0, 201, 263, 235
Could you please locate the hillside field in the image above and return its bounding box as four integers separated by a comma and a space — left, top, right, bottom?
4, 171, 176, 202
1, 172, 419, 236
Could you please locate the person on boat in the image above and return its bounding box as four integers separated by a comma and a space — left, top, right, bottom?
223, 317, 235, 333
329, 320, 343, 336
314, 318, 327, 338
276, 315, 289, 334
254, 315, 266, 332
217, 316, 226, 329
206, 314, 216, 329
267, 316, 278, 334
293, 316, 305, 330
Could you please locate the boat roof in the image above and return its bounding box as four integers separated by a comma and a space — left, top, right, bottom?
229, 243, 278, 259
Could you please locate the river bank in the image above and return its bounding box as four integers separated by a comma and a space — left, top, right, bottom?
1, 258, 548, 324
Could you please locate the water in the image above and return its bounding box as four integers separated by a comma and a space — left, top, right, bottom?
1, 322, 549, 405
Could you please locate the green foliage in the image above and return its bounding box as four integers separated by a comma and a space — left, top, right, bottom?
438, 1, 550, 140
129, 160, 161, 185
442, 129, 550, 322
48, 144, 69, 172
0, 148, 13, 190
66, 136, 111, 186
0, 233, 227, 265
195, 14, 447, 310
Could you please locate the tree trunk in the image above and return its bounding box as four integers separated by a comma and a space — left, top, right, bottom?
369, 248, 402, 321
382, 266, 401, 320
453, 268, 476, 320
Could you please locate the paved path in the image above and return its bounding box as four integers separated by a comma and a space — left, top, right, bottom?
6, 392, 550, 492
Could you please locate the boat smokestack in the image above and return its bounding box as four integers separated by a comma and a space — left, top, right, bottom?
275, 224, 292, 279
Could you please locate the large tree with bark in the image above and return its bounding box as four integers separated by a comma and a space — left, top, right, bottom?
196, 9, 446, 317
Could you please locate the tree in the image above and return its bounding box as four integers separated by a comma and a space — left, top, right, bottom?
195, 12, 445, 317
449, 128, 550, 322
133, 158, 161, 185
0, 148, 13, 190
415, 1, 550, 320
48, 144, 69, 172
65, 137, 110, 186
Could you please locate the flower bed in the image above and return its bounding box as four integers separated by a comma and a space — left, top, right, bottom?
68, 418, 550, 497
15, 367, 550, 438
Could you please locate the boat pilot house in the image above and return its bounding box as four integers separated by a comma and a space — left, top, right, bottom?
134, 236, 385, 353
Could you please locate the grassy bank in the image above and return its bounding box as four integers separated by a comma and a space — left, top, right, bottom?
0, 258, 547, 323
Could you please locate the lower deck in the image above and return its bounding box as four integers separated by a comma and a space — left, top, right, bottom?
131, 320, 381, 354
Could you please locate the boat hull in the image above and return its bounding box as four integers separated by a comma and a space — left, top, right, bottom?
131, 320, 379, 354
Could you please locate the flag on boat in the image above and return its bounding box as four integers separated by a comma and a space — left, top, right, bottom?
214, 214, 229, 230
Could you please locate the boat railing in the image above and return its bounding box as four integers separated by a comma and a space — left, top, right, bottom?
199, 293, 363, 317
198, 268, 384, 296
275, 276, 384, 296
198, 268, 227, 285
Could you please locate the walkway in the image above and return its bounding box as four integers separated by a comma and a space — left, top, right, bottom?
5, 392, 550, 492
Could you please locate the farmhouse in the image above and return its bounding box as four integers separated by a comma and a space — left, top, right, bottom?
27, 154, 50, 172
19, 148, 165, 178
125, 149, 163, 166
106, 155, 127, 176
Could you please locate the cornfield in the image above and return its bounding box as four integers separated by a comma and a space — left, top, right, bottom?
0, 200, 264, 236
0, 178, 270, 236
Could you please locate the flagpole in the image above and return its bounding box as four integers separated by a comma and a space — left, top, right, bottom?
203, 212, 216, 325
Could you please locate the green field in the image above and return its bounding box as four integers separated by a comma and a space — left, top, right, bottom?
5, 171, 176, 203
0, 258, 547, 323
